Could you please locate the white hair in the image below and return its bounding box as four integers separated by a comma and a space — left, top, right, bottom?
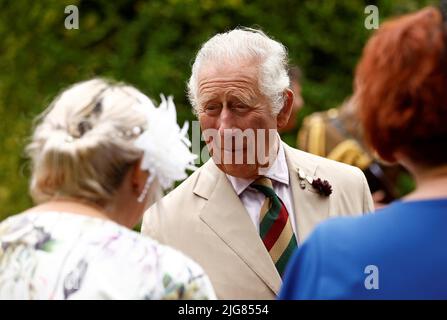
26, 78, 150, 205
187, 27, 290, 115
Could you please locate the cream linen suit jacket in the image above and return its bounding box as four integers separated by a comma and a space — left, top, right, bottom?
141, 142, 374, 299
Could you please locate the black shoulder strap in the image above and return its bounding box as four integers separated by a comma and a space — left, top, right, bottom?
440, 0, 447, 21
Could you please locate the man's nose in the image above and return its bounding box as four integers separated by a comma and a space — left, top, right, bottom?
217, 106, 235, 135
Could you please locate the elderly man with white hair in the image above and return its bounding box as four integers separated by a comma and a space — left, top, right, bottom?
142, 27, 374, 299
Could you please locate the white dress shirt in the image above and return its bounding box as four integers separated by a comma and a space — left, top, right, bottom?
226, 142, 298, 236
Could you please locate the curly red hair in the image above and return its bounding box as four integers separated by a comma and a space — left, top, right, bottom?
355, 7, 447, 165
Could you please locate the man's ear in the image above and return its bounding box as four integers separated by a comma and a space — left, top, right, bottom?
276, 89, 294, 129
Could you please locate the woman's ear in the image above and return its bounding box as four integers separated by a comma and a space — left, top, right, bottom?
131, 158, 150, 195
277, 89, 294, 129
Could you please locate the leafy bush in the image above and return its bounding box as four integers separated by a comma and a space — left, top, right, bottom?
0, 0, 432, 219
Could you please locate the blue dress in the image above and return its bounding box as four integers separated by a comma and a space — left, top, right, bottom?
279, 198, 447, 299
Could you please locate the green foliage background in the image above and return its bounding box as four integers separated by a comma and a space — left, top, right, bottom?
0, 0, 432, 220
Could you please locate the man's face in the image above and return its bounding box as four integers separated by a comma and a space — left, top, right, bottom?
196, 60, 279, 179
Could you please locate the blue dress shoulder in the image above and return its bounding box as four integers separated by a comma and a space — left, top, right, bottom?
279, 199, 447, 299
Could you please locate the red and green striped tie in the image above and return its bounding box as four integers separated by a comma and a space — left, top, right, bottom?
251, 177, 298, 277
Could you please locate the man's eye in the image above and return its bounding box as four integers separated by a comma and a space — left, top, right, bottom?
234, 104, 249, 111
204, 105, 221, 114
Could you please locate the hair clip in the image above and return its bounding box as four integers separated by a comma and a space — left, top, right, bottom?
77, 120, 92, 137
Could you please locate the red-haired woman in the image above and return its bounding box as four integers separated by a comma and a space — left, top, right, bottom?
279, 6, 447, 299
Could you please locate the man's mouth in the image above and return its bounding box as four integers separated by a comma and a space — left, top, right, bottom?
222, 145, 246, 152
206, 139, 247, 152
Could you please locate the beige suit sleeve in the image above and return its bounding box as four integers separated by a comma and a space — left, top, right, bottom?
360, 170, 375, 214
141, 204, 162, 241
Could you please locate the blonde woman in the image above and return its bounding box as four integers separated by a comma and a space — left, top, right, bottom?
0, 78, 216, 299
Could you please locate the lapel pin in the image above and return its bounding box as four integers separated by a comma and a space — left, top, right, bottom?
298, 168, 307, 189
297, 168, 333, 196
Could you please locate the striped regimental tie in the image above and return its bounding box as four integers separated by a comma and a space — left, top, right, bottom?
251, 177, 298, 277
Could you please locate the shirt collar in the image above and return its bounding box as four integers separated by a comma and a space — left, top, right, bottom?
226, 139, 289, 196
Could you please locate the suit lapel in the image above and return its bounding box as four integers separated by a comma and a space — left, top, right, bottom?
194, 160, 282, 295
193, 142, 331, 294
283, 143, 331, 243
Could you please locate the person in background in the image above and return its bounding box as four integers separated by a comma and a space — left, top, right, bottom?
280, 6, 447, 299
0, 78, 216, 300
298, 97, 408, 208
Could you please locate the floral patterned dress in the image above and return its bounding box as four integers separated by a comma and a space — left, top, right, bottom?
0, 211, 216, 300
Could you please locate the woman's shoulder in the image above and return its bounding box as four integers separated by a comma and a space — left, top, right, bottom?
283, 198, 447, 299
0, 210, 198, 268
302, 198, 447, 265
320, 198, 447, 238
0, 211, 215, 299
298, 203, 403, 263
80, 221, 216, 299
315, 200, 425, 236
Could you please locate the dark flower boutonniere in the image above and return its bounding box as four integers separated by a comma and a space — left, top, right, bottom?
298, 168, 333, 197
311, 178, 333, 196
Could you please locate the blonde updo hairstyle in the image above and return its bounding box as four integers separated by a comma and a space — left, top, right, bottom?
26, 78, 150, 206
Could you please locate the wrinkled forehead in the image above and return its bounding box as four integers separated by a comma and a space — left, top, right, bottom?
197, 60, 261, 101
